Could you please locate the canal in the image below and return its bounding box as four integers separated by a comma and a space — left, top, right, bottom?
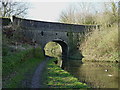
44, 42, 119, 88
59, 59, 119, 88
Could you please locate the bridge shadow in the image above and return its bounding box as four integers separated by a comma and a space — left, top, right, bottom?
61, 50, 84, 70
65, 49, 84, 60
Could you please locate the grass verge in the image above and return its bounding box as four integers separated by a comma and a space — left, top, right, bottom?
2, 47, 45, 88
45, 58, 88, 88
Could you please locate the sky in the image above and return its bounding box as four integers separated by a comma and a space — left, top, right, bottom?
24, 0, 119, 22
27, 2, 72, 22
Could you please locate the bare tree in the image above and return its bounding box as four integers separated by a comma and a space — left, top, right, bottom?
77, 2, 93, 15
76, 2, 96, 24
0, 0, 29, 18
59, 2, 95, 25
59, 5, 76, 24
97, 2, 118, 27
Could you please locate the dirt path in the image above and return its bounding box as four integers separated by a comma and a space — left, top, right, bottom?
31, 57, 49, 88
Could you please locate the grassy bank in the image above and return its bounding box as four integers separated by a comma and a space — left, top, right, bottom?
80, 26, 119, 62
3, 47, 45, 88
44, 58, 88, 88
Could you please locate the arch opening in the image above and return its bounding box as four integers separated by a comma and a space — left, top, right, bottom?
44, 40, 68, 59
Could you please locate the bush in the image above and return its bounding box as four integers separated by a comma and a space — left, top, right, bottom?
80, 25, 119, 62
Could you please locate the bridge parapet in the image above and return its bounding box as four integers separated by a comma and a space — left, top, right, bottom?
11, 16, 97, 33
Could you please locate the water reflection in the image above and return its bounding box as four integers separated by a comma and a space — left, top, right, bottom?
62, 60, 119, 88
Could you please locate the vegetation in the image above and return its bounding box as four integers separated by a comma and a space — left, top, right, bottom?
3, 47, 45, 88
59, 2, 119, 62
2, 1, 119, 88
2, 11, 46, 88
0, 0, 29, 17
80, 25, 119, 62
45, 58, 88, 88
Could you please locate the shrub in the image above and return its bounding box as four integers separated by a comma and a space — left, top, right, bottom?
80, 25, 119, 62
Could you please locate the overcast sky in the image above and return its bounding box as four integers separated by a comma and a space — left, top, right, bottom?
25, 0, 119, 22
27, 2, 72, 22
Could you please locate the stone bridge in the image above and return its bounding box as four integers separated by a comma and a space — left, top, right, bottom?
9, 16, 98, 58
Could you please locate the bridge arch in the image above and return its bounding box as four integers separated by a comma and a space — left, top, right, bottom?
44, 39, 68, 58
10, 16, 97, 60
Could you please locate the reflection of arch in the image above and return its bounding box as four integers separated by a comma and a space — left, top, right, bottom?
44, 39, 68, 58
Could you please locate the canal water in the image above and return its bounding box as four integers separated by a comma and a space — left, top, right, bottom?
59, 59, 119, 88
